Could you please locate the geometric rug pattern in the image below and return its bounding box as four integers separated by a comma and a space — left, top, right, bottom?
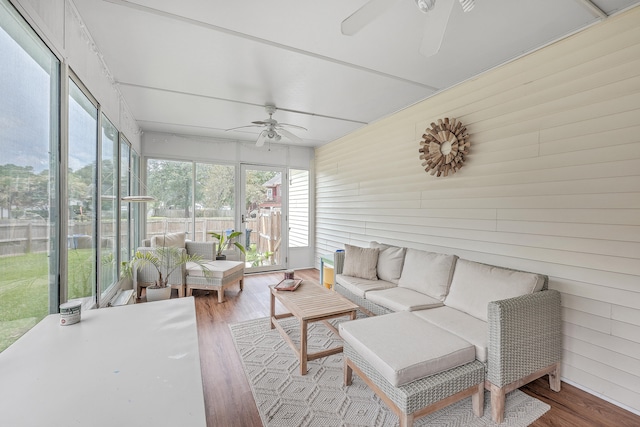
229, 316, 550, 427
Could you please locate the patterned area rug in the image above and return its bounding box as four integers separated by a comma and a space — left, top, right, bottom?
230, 316, 550, 427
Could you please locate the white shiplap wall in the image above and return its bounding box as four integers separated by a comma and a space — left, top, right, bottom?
315, 7, 640, 414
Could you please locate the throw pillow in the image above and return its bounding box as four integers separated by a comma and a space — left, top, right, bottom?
151, 232, 186, 248
444, 259, 545, 321
342, 244, 379, 280
398, 248, 457, 301
370, 241, 405, 283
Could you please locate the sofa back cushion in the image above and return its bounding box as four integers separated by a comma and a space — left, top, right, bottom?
397, 248, 457, 301
444, 259, 546, 321
342, 244, 379, 280
151, 232, 186, 248
370, 241, 406, 284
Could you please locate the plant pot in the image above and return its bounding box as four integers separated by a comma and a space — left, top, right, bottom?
216, 255, 226, 260
146, 286, 172, 302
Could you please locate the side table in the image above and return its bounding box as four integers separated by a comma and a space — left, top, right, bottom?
320, 254, 334, 289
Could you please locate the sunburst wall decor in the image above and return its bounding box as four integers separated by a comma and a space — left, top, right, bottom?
418, 118, 470, 177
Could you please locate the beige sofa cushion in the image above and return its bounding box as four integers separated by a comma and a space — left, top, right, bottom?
342, 244, 379, 280
370, 241, 405, 284
151, 232, 186, 249
339, 311, 475, 387
366, 287, 444, 312
336, 274, 395, 298
444, 259, 546, 322
413, 306, 488, 362
397, 248, 457, 301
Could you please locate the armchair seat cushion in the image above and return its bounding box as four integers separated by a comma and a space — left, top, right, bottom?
413, 306, 489, 362
339, 311, 475, 387
366, 287, 444, 312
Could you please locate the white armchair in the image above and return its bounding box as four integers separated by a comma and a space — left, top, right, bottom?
134, 233, 216, 299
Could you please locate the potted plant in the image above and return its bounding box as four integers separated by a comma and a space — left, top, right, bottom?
209, 230, 246, 260
127, 246, 208, 302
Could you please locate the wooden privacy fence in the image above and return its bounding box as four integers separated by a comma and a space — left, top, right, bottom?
255, 210, 281, 259
1, 210, 283, 257
0, 221, 99, 257
147, 210, 282, 257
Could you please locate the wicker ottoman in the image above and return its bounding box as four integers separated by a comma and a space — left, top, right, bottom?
185, 260, 244, 302
340, 312, 485, 427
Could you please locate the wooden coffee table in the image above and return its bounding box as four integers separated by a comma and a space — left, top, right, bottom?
270, 280, 358, 375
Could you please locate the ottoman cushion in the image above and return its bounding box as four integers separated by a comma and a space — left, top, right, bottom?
186, 260, 244, 279
339, 311, 475, 387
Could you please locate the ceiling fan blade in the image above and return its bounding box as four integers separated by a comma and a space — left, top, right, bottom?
278, 128, 303, 144
341, 0, 400, 36
256, 130, 267, 147
419, 0, 455, 57
251, 120, 270, 125
277, 123, 308, 131
226, 124, 262, 131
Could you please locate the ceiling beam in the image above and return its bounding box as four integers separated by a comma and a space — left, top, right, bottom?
117, 82, 369, 125
573, 0, 608, 19
102, 0, 438, 91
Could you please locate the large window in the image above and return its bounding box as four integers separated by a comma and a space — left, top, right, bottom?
146, 159, 235, 245
67, 79, 98, 304
129, 149, 141, 254
100, 114, 118, 294
194, 163, 235, 242
0, 0, 60, 351
1, 0, 144, 354
146, 159, 193, 239
120, 139, 130, 264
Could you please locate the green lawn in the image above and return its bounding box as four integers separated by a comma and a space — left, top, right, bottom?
0, 250, 93, 352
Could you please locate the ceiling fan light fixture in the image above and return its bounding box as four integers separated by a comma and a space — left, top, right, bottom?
415, 0, 436, 13
459, 0, 475, 12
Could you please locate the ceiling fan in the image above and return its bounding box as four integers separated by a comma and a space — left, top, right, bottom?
226, 104, 307, 147
341, 0, 475, 57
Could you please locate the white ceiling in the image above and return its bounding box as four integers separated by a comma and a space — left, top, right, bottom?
72, 0, 640, 148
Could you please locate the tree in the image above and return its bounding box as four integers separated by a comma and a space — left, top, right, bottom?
196, 164, 234, 210
0, 164, 48, 219
147, 160, 192, 217
244, 170, 277, 212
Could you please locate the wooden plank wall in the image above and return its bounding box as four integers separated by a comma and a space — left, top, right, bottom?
314, 7, 640, 414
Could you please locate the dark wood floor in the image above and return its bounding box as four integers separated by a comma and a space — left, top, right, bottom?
184, 268, 640, 427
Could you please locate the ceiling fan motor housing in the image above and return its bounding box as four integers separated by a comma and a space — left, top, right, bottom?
415, 0, 436, 13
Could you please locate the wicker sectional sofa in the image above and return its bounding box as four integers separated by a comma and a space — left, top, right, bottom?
334, 242, 562, 424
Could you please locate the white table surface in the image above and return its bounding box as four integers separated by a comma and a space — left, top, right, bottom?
0, 297, 206, 427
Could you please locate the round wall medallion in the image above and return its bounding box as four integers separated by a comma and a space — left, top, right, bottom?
418, 118, 470, 177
